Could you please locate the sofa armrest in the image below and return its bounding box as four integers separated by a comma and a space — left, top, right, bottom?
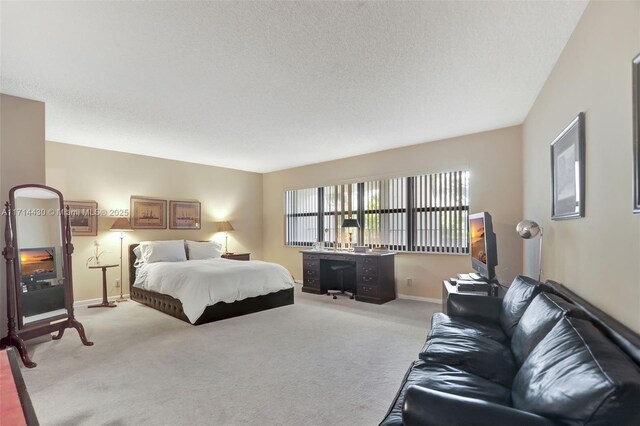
403, 386, 556, 426
446, 292, 503, 324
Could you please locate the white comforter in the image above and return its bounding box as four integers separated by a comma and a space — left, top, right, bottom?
133, 259, 294, 323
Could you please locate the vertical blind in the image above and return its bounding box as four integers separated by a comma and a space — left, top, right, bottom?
284, 170, 470, 253
284, 187, 319, 247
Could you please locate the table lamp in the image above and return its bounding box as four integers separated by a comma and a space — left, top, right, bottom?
110, 217, 133, 302
341, 218, 360, 251
516, 219, 543, 281
215, 221, 234, 254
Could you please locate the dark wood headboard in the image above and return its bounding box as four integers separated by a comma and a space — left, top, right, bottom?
128, 243, 140, 292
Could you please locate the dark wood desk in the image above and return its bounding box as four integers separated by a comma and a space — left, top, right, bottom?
300, 250, 396, 304
88, 264, 118, 308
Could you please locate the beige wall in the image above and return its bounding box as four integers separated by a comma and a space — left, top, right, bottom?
263, 126, 523, 301
46, 142, 263, 302
522, 1, 640, 332
0, 94, 46, 334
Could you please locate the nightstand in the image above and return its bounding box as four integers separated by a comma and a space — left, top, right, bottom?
222, 253, 251, 261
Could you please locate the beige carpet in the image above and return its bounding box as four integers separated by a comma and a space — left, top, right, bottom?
21, 284, 439, 426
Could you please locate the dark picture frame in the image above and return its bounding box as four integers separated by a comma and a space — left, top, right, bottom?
65, 200, 98, 236
130, 196, 167, 229
633, 53, 640, 213
551, 112, 585, 220
169, 200, 201, 230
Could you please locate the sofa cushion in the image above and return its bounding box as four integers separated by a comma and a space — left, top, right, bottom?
430, 312, 508, 344
419, 334, 516, 387
512, 317, 640, 426
499, 276, 543, 337
510, 292, 577, 365
380, 360, 511, 426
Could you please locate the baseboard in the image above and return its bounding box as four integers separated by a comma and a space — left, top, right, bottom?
397, 293, 441, 304
74, 294, 131, 307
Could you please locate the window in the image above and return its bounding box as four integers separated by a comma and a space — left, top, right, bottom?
284, 170, 469, 253
322, 183, 358, 248
284, 187, 320, 246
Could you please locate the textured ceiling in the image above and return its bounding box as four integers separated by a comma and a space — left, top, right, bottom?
1, 1, 587, 173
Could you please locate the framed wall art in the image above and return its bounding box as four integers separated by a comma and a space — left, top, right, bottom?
633, 52, 639, 213
169, 200, 201, 230
130, 196, 167, 229
551, 112, 585, 220
65, 200, 98, 236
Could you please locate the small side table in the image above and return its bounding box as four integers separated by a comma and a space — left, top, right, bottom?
221, 253, 251, 261
88, 264, 119, 308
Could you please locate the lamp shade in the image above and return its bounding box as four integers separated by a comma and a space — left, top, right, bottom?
215, 221, 234, 232
516, 220, 540, 239
341, 218, 360, 228
110, 218, 133, 232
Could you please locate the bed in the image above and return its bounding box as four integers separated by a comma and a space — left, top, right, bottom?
128, 243, 294, 325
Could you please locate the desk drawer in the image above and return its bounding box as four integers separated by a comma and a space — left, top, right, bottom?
319, 254, 350, 261
303, 268, 319, 279
303, 254, 319, 261
303, 259, 320, 270
361, 256, 379, 265
304, 277, 320, 288
357, 263, 378, 276
358, 284, 378, 297
358, 274, 379, 286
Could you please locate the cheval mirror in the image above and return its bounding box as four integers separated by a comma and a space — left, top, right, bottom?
0, 184, 93, 368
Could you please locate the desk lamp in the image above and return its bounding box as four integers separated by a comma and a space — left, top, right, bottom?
215, 221, 234, 254
341, 218, 360, 251
516, 219, 543, 281
109, 218, 134, 302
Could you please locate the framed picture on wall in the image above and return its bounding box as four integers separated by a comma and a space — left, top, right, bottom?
551, 112, 585, 220
633, 52, 640, 213
169, 200, 201, 229
130, 196, 167, 229
65, 200, 98, 236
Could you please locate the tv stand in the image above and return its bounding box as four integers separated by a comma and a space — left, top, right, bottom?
442, 276, 503, 314
457, 272, 501, 285
21, 285, 65, 317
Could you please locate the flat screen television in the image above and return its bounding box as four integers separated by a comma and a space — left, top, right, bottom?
19, 247, 57, 283
469, 212, 498, 280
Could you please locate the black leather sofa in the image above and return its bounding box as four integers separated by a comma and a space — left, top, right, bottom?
380, 276, 640, 426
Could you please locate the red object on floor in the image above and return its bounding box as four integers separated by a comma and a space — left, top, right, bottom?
0, 350, 27, 426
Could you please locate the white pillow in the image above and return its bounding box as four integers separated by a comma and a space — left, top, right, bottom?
139, 240, 187, 263
133, 245, 144, 267
186, 240, 222, 260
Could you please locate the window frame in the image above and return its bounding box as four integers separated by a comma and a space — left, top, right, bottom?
284, 171, 469, 254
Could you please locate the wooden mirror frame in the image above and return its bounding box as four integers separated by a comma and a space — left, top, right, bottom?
12, 186, 68, 330
0, 184, 93, 368
633, 52, 640, 213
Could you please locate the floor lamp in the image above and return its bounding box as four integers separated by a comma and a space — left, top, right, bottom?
110, 218, 134, 302
516, 219, 543, 281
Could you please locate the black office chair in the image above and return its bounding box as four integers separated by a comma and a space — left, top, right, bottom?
327, 263, 355, 300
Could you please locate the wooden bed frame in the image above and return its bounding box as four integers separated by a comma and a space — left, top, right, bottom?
128, 244, 294, 325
